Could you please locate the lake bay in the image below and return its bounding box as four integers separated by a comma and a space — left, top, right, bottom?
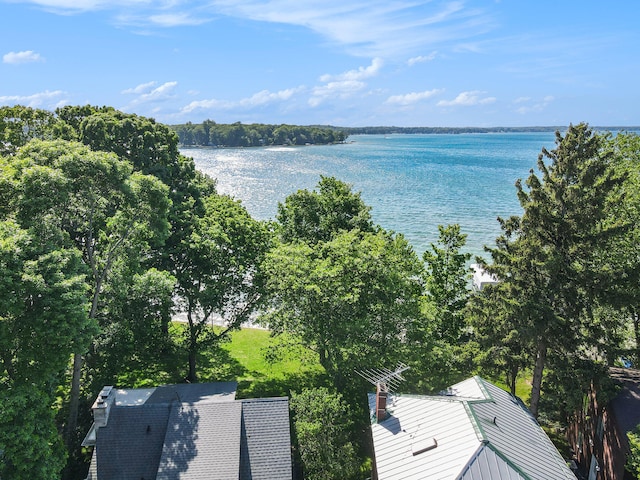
181, 132, 558, 259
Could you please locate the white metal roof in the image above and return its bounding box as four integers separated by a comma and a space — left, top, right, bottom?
369, 376, 575, 480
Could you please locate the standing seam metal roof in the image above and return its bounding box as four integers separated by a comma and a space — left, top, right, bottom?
369, 376, 575, 480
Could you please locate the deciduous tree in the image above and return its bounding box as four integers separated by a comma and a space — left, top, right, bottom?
290, 388, 360, 480
0, 220, 91, 479
174, 193, 271, 382
3, 139, 171, 446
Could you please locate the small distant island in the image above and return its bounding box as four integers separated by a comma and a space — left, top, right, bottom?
172, 121, 640, 147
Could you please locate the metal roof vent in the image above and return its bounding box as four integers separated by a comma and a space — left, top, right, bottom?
412, 437, 438, 456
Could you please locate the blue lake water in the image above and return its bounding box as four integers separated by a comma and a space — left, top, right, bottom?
181, 132, 558, 259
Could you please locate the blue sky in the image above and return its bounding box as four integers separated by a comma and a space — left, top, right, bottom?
1, 0, 639, 127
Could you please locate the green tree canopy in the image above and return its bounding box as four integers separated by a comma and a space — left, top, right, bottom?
276, 176, 375, 244
472, 123, 628, 418
265, 178, 424, 389
0, 220, 92, 479
2, 138, 171, 449
290, 387, 360, 480
174, 193, 272, 381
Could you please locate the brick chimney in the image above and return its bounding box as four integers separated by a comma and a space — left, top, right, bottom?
375, 384, 388, 423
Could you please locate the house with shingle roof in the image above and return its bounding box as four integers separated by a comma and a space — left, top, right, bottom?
368, 376, 575, 480
82, 382, 292, 480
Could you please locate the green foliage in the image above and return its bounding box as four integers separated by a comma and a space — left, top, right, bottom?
276, 176, 374, 244
0, 385, 68, 480
266, 176, 424, 391
290, 388, 360, 480
174, 193, 272, 381
471, 123, 629, 419
402, 224, 473, 392
422, 224, 471, 342
0, 220, 92, 478
627, 423, 640, 478
172, 121, 346, 147
264, 229, 423, 389
0, 105, 59, 156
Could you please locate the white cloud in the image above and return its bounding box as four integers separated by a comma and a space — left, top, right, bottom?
238, 88, 300, 107
181, 87, 304, 114
309, 80, 366, 107
9, 1, 494, 57
309, 59, 382, 107
207, 0, 495, 57
121, 81, 157, 95
514, 95, 554, 114
147, 13, 210, 27
437, 90, 496, 107
320, 58, 383, 82
11, 0, 149, 13
121, 81, 178, 111
386, 88, 444, 106
0, 90, 66, 108
407, 51, 437, 66
3, 50, 44, 64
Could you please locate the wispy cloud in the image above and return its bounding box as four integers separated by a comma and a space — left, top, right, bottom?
3, 50, 44, 64
121, 81, 158, 95
181, 87, 303, 114
386, 88, 444, 106
10, 0, 150, 13
407, 51, 438, 66
0, 90, 66, 108
209, 1, 495, 57
8, 1, 494, 57
121, 81, 178, 111
514, 95, 554, 114
320, 58, 383, 82
437, 90, 496, 107
309, 59, 381, 107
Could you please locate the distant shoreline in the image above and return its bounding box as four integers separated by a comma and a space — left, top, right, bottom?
337, 125, 640, 135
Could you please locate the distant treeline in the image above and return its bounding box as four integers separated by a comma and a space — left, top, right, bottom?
171, 121, 346, 147
340, 126, 563, 135
339, 125, 640, 135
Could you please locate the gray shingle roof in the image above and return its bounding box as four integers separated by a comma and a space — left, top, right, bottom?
157, 402, 242, 480
85, 382, 292, 480
95, 404, 172, 480
240, 398, 292, 480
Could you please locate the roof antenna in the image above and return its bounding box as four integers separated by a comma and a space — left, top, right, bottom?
356, 363, 410, 423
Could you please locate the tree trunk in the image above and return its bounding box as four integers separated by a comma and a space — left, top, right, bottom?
187, 349, 197, 383
66, 280, 102, 447
186, 306, 198, 383
632, 307, 640, 365
529, 339, 547, 418
65, 353, 83, 447
507, 365, 518, 396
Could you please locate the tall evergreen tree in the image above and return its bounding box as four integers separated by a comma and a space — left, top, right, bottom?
475, 124, 626, 417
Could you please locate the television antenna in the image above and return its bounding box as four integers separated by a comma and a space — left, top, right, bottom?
356, 362, 410, 392
357, 363, 410, 422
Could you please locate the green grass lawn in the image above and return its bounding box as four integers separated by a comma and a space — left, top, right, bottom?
115, 324, 327, 398
203, 327, 328, 399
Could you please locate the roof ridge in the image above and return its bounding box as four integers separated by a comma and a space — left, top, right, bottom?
485, 442, 532, 480
240, 396, 289, 403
